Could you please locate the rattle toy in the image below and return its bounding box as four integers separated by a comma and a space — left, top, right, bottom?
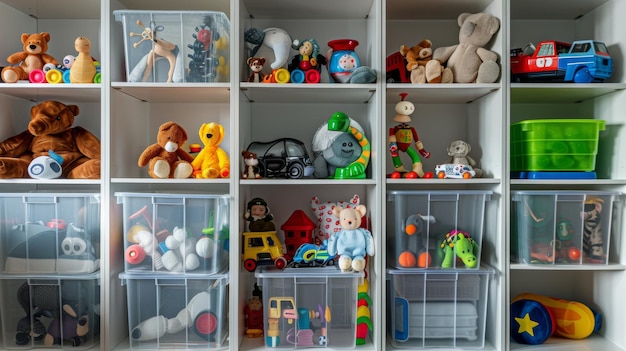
288, 38, 326, 83
388, 93, 432, 178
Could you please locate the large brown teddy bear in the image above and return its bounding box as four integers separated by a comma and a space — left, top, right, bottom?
2, 32, 59, 83
0, 100, 101, 179
429, 12, 501, 83
138, 122, 194, 179
400, 39, 452, 84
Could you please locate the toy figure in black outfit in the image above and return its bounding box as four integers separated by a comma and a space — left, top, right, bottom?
245, 198, 275, 232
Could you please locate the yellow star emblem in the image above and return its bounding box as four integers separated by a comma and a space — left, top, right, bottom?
515, 313, 539, 336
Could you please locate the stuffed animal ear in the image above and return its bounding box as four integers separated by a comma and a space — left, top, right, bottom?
333, 206, 344, 218
355, 205, 367, 218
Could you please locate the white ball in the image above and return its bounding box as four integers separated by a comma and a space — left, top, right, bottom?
196, 237, 216, 258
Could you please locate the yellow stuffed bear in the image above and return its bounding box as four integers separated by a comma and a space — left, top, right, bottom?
192, 122, 230, 178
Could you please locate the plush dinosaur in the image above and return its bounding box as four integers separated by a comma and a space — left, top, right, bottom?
438, 229, 480, 268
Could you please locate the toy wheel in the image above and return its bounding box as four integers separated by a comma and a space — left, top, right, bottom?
274, 256, 288, 269
243, 259, 257, 272
287, 163, 304, 179
437, 171, 446, 179
573, 67, 593, 83
462, 172, 472, 179
193, 311, 218, 340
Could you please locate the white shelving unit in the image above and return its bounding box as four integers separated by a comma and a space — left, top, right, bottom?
0, 0, 623, 351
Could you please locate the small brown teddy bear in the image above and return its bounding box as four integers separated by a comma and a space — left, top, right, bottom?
241, 150, 261, 179
446, 140, 482, 177
2, 32, 59, 83
246, 57, 266, 82
400, 40, 452, 84
138, 122, 194, 179
0, 100, 101, 179
431, 12, 501, 83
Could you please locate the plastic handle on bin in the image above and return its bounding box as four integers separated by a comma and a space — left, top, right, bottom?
394, 297, 409, 342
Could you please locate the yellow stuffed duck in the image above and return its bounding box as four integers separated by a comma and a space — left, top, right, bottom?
192, 122, 230, 178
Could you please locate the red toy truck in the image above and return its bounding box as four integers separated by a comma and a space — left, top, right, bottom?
510, 40, 612, 83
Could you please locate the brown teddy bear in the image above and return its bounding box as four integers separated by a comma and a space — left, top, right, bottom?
0, 100, 101, 179
430, 12, 501, 83
1, 32, 59, 83
138, 122, 194, 179
400, 40, 452, 84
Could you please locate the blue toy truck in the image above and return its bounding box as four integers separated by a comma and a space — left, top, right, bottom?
510, 40, 612, 83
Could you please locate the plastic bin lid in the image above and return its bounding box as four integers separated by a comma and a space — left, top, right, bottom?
255, 266, 364, 278
119, 271, 229, 285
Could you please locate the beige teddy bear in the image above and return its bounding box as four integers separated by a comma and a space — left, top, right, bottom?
429, 12, 501, 83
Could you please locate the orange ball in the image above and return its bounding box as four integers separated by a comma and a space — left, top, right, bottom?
405, 224, 417, 235
417, 252, 432, 268
398, 251, 416, 267
568, 247, 581, 261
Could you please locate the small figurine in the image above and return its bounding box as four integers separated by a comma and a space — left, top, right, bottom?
241, 150, 261, 179
129, 20, 179, 83
245, 198, 275, 232
327, 204, 375, 272
288, 38, 327, 83
70, 36, 97, 83
438, 230, 479, 268
388, 93, 432, 178
582, 196, 605, 262
244, 284, 263, 338
246, 57, 266, 82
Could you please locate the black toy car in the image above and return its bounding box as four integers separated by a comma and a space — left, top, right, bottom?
245, 138, 315, 179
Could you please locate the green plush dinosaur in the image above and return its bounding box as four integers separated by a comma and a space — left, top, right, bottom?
438, 230, 480, 268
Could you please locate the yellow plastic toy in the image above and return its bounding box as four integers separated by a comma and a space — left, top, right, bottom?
192, 122, 230, 178
512, 292, 597, 340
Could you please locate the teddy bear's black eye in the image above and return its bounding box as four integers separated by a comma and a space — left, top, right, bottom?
56, 115, 61, 120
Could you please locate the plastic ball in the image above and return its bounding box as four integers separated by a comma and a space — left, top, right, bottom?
568, 247, 581, 261
405, 224, 417, 235
28, 155, 62, 178
196, 237, 216, 258
398, 251, 416, 267
417, 252, 432, 268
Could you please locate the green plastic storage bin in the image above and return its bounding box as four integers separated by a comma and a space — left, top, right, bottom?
510, 119, 605, 171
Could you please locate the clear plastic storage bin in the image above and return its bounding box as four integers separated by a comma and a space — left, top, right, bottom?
116, 192, 229, 274
387, 268, 494, 349
0, 273, 100, 350
120, 272, 228, 349
255, 267, 363, 349
113, 10, 230, 83
0, 193, 100, 274
386, 191, 492, 269
511, 190, 621, 265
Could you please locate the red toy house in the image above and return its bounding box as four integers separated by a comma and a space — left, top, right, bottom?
281, 210, 316, 258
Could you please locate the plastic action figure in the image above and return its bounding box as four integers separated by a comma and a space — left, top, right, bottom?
245, 198, 275, 232
388, 93, 432, 178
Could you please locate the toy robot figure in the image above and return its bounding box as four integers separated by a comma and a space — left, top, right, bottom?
388, 93, 432, 178
244, 284, 263, 338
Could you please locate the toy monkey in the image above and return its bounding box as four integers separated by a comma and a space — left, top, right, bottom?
246, 57, 266, 82
245, 198, 275, 232
241, 150, 261, 179
388, 93, 432, 178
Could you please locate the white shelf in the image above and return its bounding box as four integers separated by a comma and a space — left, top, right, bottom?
111, 83, 230, 103
0, 84, 101, 103
510, 83, 626, 103
387, 84, 500, 104
240, 84, 376, 104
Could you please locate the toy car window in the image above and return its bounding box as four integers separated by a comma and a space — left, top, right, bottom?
286, 142, 305, 157
571, 43, 590, 53
594, 42, 609, 54
248, 237, 263, 247
266, 143, 283, 157
537, 43, 553, 57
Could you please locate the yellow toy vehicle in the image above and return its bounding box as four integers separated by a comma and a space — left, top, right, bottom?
242, 231, 288, 272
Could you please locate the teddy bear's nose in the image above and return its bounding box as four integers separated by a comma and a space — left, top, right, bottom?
29, 44, 37, 50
